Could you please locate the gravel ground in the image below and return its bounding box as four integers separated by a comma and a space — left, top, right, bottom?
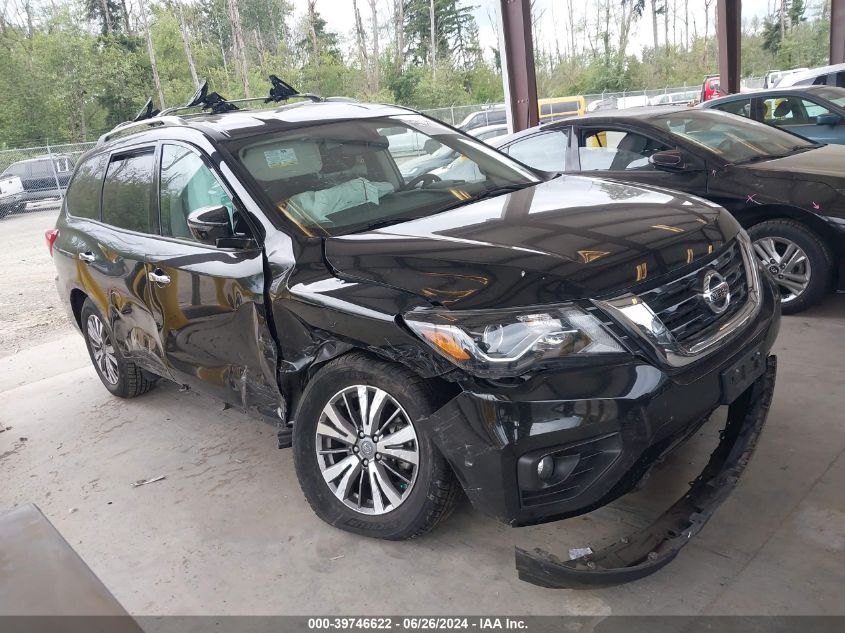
0, 205, 72, 357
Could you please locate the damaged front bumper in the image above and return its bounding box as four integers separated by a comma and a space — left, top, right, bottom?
515, 355, 777, 588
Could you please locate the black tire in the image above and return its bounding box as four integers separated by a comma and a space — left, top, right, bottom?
748, 219, 833, 315
292, 353, 460, 540
80, 298, 156, 398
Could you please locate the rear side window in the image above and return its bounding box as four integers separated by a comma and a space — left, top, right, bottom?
714, 98, 752, 118
505, 130, 568, 172
102, 151, 155, 233
66, 153, 108, 220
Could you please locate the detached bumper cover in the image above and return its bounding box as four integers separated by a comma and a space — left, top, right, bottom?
515, 355, 777, 588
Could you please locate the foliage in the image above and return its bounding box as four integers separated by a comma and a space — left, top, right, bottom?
0, 0, 835, 146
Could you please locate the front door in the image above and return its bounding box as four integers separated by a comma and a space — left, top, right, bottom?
572, 126, 709, 196
145, 142, 282, 419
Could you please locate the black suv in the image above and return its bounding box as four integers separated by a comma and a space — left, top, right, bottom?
50, 99, 780, 587
0, 154, 74, 217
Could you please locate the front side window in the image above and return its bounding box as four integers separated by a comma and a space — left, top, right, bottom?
228, 115, 538, 237
101, 151, 155, 233
655, 111, 816, 163
159, 145, 234, 240
578, 129, 668, 171
66, 153, 108, 220
504, 130, 568, 172
760, 97, 831, 124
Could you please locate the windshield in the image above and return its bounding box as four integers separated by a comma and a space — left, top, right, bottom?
654, 110, 818, 162
229, 115, 539, 236
813, 86, 845, 108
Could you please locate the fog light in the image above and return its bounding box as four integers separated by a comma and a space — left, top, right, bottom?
537, 456, 555, 481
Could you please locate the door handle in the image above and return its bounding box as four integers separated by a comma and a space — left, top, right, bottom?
147, 269, 171, 286
78, 251, 95, 263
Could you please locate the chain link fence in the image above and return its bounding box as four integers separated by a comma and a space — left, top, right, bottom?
0, 76, 766, 219
0, 141, 96, 219
419, 77, 765, 126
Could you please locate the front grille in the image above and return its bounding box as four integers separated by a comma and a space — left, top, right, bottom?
639, 242, 749, 345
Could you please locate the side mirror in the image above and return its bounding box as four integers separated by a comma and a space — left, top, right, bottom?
816, 113, 842, 126
649, 149, 688, 171
187, 205, 233, 245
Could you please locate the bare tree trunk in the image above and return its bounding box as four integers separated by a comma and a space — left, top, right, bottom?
178, 4, 199, 87
253, 29, 266, 71
353, 0, 370, 83
120, 0, 130, 33
138, 0, 166, 108
227, 0, 250, 96
430, 0, 436, 79
307, 0, 320, 59
703, 0, 712, 65
394, 0, 404, 70
780, 0, 786, 39
99, 0, 111, 34
368, 0, 379, 92
663, 0, 668, 49
652, 0, 659, 51
23, 0, 33, 37
672, 0, 676, 48
566, 0, 576, 59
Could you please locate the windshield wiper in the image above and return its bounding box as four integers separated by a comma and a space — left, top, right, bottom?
734, 145, 817, 165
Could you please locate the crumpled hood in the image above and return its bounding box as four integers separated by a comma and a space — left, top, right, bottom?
324, 175, 739, 310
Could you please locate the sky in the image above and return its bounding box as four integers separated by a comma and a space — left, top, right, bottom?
287, 0, 795, 62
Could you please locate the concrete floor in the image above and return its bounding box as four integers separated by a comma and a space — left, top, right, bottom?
1, 210, 844, 615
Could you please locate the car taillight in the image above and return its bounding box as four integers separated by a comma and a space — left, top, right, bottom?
45, 228, 59, 257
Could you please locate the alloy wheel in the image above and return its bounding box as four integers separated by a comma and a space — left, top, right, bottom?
752, 236, 811, 304
86, 314, 119, 385
315, 385, 419, 515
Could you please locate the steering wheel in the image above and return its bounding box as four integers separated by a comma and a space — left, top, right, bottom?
403, 173, 442, 190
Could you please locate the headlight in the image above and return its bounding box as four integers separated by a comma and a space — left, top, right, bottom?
403, 305, 625, 378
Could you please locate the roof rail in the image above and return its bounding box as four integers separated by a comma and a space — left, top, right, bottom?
97, 115, 187, 146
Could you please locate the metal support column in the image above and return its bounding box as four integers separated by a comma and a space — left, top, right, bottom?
498, 0, 538, 133
717, 0, 742, 95
832, 0, 845, 64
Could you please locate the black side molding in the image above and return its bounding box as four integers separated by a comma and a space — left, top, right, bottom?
515, 355, 777, 588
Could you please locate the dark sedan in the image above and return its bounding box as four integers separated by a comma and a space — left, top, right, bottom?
493, 107, 845, 313
701, 85, 845, 144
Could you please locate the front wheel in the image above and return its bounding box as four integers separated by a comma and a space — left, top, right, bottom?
80, 298, 156, 398
292, 353, 460, 540
748, 220, 833, 314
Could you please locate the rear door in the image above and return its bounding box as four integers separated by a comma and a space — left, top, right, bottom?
144, 141, 281, 418
79, 145, 169, 378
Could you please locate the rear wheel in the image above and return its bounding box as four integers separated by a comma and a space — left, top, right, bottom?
80, 298, 156, 398
292, 353, 460, 540
748, 220, 833, 314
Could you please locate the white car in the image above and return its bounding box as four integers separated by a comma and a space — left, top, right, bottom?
0, 174, 24, 218
776, 63, 845, 88
649, 90, 699, 106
